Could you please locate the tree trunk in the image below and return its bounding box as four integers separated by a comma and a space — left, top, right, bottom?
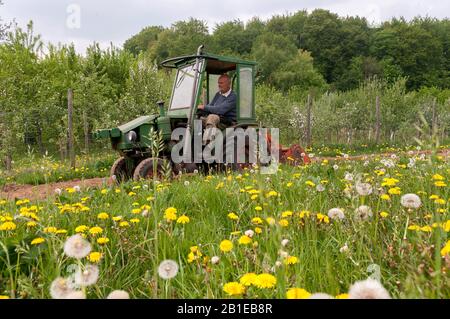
83, 110, 89, 153
5, 152, 12, 171
306, 93, 312, 147
375, 95, 381, 144
68, 88, 75, 168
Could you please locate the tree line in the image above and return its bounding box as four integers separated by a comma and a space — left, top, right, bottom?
124, 9, 449, 92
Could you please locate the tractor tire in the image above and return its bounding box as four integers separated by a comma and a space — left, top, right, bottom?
110, 156, 135, 183
133, 158, 167, 181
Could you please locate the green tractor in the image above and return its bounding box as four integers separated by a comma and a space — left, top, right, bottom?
94, 46, 266, 181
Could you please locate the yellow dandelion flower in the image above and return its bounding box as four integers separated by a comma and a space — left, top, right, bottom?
130, 218, 140, 224
305, 180, 316, 187
278, 219, 289, 227
380, 212, 389, 218
88, 252, 102, 263
97, 212, 109, 220
266, 217, 276, 225
388, 187, 401, 195
316, 213, 330, 224
177, 215, 190, 224
131, 208, 141, 214
44, 227, 57, 233
97, 237, 109, 245
0, 221, 17, 231
27, 221, 37, 227
440, 241, 450, 257
380, 194, 391, 201
251, 217, 263, 224
31, 237, 45, 245
254, 206, 263, 211
254, 274, 277, 289
75, 225, 89, 233
281, 211, 293, 218
219, 240, 233, 252
238, 235, 252, 245
408, 225, 420, 231
164, 207, 177, 221
100, 189, 108, 194
286, 288, 311, 299
435, 181, 447, 187
112, 216, 122, 222
240, 273, 257, 286
227, 212, 239, 220
284, 256, 299, 265
119, 221, 130, 227
223, 282, 246, 296
254, 227, 262, 234
420, 226, 432, 232
432, 174, 445, 180
266, 191, 278, 198
89, 226, 103, 235
335, 293, 349, 299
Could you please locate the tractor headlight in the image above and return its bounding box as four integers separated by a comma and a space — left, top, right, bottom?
126, 130, 137, 142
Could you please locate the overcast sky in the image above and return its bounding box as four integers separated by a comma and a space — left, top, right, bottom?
1, 0, 448, 53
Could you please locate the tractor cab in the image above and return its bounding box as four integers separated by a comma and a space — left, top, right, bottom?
160, 46, 258, 130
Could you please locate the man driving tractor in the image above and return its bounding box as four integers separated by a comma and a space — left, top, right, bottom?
197, 73, 237, 130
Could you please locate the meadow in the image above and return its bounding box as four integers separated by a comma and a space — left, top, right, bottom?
0, 148, 448, 299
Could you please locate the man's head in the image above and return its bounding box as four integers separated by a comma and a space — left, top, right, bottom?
218, 74, 231, 94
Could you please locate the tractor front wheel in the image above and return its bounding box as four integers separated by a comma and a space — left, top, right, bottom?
111, 156, 135, 183
133, 158, 167, 181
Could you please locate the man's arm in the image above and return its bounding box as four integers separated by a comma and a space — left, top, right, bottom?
204, 93, 236, 116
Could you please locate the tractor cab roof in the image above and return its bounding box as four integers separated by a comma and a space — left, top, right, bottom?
160, 52, 257, 74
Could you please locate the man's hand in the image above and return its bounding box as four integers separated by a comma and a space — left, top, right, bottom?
198, 104, 205, 110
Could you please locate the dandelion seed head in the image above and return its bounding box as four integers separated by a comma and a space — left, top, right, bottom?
64, 234, 92, 259
107, 290, 130, 299
328, 208, 345, 220
309, 293, 334, 299
354, 205, 373, 221
158, 259, 179, 280
50, 277, 74, 299
348, 278, 391, 299
75, 264, 99, 287
356, 182, 373, 196
400, 193, 421, 209
211, 256, 220, 264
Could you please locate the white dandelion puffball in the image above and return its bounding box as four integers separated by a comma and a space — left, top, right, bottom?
278, 250, 288, 258
54, 188, 62, 195
333, 164, 339, 170
50, 277, 74, 299
356, 182, 373, 196
281, 239, 289, 247
339, 243, 349, 253
309, 293, 334, 299
184, 181, 190, 186
158, 260, 179, 279
65, 291, 86, 299
142, 209, 149, 217
73, 185, 81, 192
64, 234, 92, 259
344, 172, 354, 181
400, 193, 422, 209
348, 278, 391, 299
354, 205, 373, 221
211, 256, 220, 265
245, 229, 254, 238
275, 261, 282, 267
316, 184, 325, 192
107, 290, 130, 299
328, 208, 345, 220
75, 264, 99, 287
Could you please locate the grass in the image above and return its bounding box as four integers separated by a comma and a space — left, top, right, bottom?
0, 150, 116, 187
0, 151, 448, 299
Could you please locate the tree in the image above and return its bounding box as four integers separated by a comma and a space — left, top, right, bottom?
149, 18, 210, 63
211, 20, 248, 56
0, 0, 10, 40
251, 33, 297, 84
123, 26, 164, 56
273, 50, 327, 92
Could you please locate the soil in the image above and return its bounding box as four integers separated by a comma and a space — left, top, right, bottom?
1, 149, 448, 202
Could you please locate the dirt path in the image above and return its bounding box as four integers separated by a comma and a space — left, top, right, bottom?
0, 177, 113, 202
1, 148, 448, 202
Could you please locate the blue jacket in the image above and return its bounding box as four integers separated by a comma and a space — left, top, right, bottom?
204, 90, 237, 121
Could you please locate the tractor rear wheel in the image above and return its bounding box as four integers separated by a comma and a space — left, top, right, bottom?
133, 158, 167, 181
110, 156, 135, 183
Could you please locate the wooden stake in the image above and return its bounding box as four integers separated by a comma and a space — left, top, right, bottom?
68, 88, 75, 168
